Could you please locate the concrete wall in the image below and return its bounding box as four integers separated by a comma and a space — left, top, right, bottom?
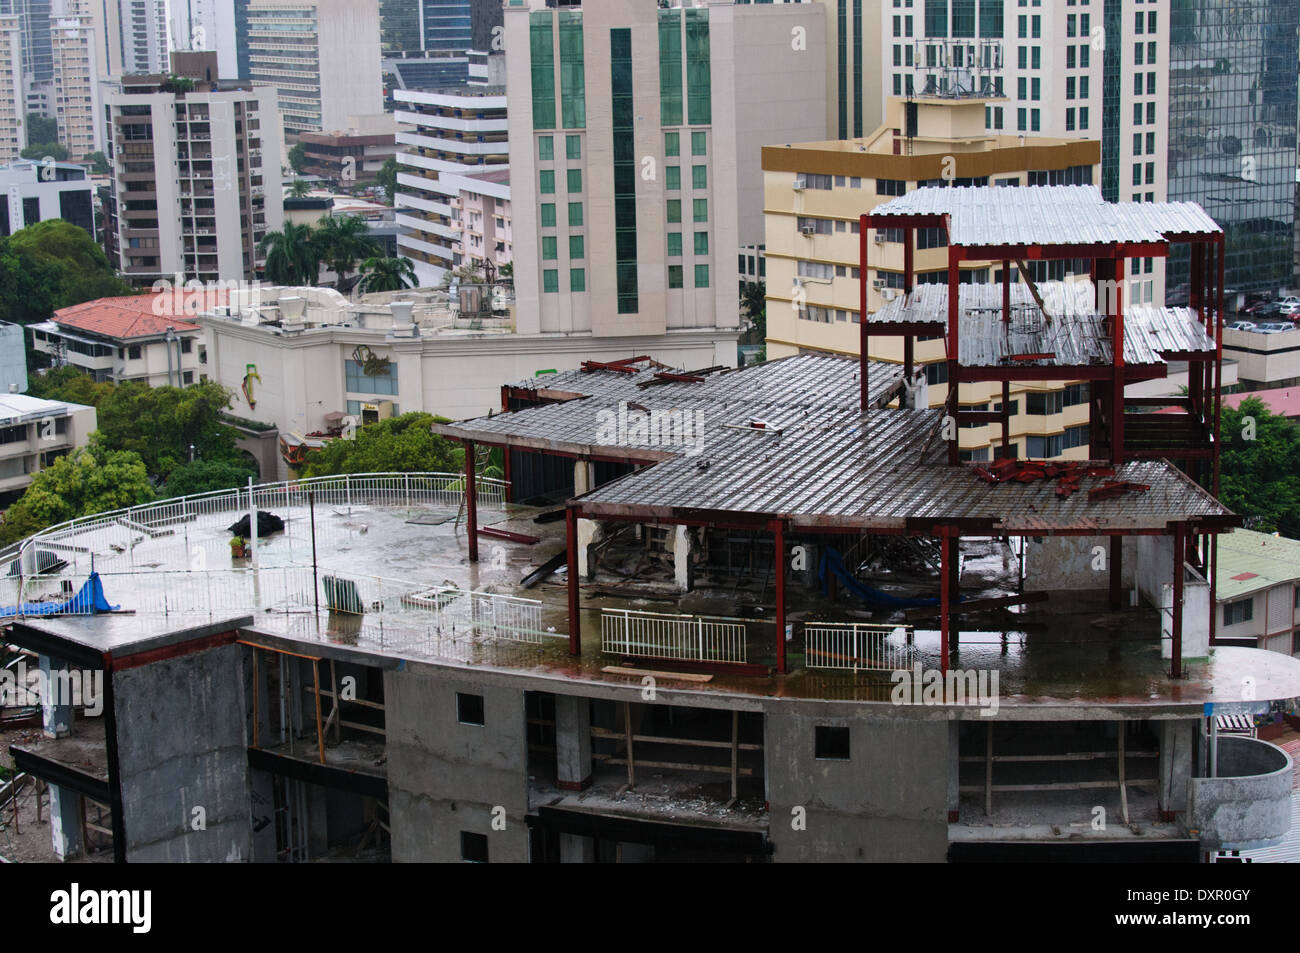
1189, 735, 1294, 851
112, 642, 252, 862
384, 668, 529, 862
764, 708, 951, 862
1023, 535, 1136, 592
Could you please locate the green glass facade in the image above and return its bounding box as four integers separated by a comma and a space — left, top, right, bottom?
559, 12, 586, 129
530, 13, 555, 129
685, 9, 711, 126
611, 28, 638, 314
659, 10, 683, 126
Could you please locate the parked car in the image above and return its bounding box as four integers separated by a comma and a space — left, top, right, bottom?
1226, 320, 1257, 331
1247, 301, 1284, 319
1256, 322, 1295, 333
1279, 301, 1300, 317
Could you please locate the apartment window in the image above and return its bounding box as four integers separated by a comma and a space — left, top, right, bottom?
667, 232, 683, 257
530, 13, 556, 129
665, 131, 680, 157
1031, 78, 1040, 101
1063, 424, 1090, 449
668, 264, 684, 288
540, 170, 555, 194
569, 235, 585, 259
461, 831, 488, 863
666, 166, 681, 190
692, 131, 707, 156
128, 345, 143, 360
1067, 46, 1076, 68
542, 236, 557, 260
1017, 108, 1026, 132
1224, 598, 1253, 626
694, 264, 710, 288
1018, 45, 1027, 68
667, 200, 682, 223
1134, 10, 1143, 34
1079, 107, 1088, 129
925, 362, 949, 385
566, 135, 581, 160
570, 268, 586, 292
876, 178, 906, 196
692, 165, 707, 189
567, 169, 582, 193
1080, 45, 1089, 68
567, 202, 583, 228
457, 692, 485, 726
1026, 434, 1064, 458
1067, 77, 1076, 100
543, 269, 559, 293
1063, 382, 1090, 406
1066, 109, 1075, 132
541, 203, 556, 228
815, 725, 850, 760
694, 232, 709, 255
1030, 109, 1040, 132
1031, 47, 1040, 69
538, 136, 554, 160
612, 27, 638, 315
694, 198, 708, 222
1026, 391, 1063, 415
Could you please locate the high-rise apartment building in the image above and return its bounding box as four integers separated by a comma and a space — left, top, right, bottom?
247, 0, 383, 136
504, 0, 823, 341
169, 0, 245, 79
93, 0, 169, 76
102, 51, 283, 283
49, 0, 101, 160
0, 15, 23, 161
393, 84, 507, 285
1167, 0, 1298, 297
1, 0, 53, 82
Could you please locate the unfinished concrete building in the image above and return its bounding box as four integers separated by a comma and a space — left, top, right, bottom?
3, 186, 1299, 863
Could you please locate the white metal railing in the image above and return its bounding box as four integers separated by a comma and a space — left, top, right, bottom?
805, 622, 916, 672
601, 608, 748, 664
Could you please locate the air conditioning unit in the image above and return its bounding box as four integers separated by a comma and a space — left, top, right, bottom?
872, 279, 884, 290
800, 225, 816, 237
793, 175, 807, 191
881, 288, 898, 301
874, 234, 886, 245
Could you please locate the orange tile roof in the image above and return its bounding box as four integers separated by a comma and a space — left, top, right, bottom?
52, 293, 208, 340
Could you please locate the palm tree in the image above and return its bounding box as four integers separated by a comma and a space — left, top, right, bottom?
258, 221, 321, 286
313, 214, 379, 289
358, 256, 417, 293
288, 179, 311, 198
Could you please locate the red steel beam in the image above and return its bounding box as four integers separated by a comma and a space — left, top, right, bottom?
1112, 257, 1126, 464
774, 520, 787, 675
464, 439, 478, 562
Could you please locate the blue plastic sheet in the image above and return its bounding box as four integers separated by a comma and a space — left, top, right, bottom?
0, 572, 119, 618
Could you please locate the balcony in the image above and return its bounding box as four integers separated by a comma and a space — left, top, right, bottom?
1189, 735, 1293, 851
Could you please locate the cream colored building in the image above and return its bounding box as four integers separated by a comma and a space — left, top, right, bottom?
247, 0, 383, 137
50, 0, 102, 160
0, 16, 23, 162
0, 393, 96, 499
763, 95, 1102, 461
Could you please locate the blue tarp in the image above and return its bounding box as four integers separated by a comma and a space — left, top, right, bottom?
0, 572, 119, 618
818, 547, 946, 609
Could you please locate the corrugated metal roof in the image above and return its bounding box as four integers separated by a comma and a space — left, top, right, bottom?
1216, 530, 1300, 601
871, 282, 1215, 367
869, 185, 1222, 246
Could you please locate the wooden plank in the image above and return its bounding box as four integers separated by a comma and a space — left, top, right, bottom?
906, 590, 1049, 621
595, 756, 755, 777
958, 751, 1158, 763
958, 779, 1158, 793
601, 665, 713, 683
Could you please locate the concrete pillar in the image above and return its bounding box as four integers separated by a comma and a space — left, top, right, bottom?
559, 833, 595, 863
306, 784, 329, 857
574, 459, 592, 495
577, 518, 599, 579
673, 524, 694, 592
40, 655, 73, 739
555, 695, 592, 791
48, 784, 82, 860
1158, 720, 1195, 822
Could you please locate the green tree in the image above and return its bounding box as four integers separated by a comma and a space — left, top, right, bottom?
375, 156, 398, 206
287, 142, 307, 174
25, 113, 57, 146
20, 142, 68, 161
163, 457, 258, 498
94, 380, 244, 482
1220, 397, 1300, 538
288, 179, 311, 198
299, 413, 463, 477
25, 365, 115, 407
314, 214, 378, 289
0, 448, 153, 545
258, 221, 320, 286
84, 151, 109, 175
357, 255, 416, 293
741, 280, 766, 342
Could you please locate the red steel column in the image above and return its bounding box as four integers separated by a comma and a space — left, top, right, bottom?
566, 505, 580, 656
1000, 380, 1011, 455
1001, 259, 1011, 322
1109, 535, 1123, 609
1111, 257, 1126, 465
860, 215, 870, 412
464, 439, 478, 562
904, 227, 915, 292
940, 531, 953, 677
774, 521, 787, 675
1209, 533, 1219, 646
947, 248, 960, 465
1171, 522, 1185, 679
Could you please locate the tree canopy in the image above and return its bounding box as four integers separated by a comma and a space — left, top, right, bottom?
163, 457, 258, 498
25, 365, 115, 407
0, 219, 131, 328
298, 413, 463, 477
1220, 397, 1300, 538
0, 447, 153, 545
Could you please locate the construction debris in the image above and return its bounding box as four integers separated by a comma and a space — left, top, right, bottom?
971, 459, 1139, 502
